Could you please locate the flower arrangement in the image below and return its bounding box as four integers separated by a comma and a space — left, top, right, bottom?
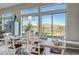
25, 23, 32, 32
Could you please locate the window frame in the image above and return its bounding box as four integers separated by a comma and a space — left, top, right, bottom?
40, 3, 67, 12
21, 7, 39, 15
20, 3, 67, 37
2, 12, 14, 31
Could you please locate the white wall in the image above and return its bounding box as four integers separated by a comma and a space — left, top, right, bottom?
66, 3, 79, 42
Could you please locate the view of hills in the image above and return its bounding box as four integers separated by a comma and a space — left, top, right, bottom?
23, 24, 65, 36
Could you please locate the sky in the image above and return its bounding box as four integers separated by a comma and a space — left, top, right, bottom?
42, 13, 66, 26
53, 13, 66, 25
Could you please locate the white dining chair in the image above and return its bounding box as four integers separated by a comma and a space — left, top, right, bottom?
4, 33, 22, 55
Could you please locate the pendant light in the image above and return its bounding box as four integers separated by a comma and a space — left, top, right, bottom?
28, 15, 32, 21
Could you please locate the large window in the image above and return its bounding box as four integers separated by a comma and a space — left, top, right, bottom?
41, 13, 66, 37
2, 12, 14, 33
42, 15, 52, 36
53, 13, 66, 36
2, 12, 20, 36
21, 16, 38, 35
21, 7, 39, 35
41, 4, 66, 37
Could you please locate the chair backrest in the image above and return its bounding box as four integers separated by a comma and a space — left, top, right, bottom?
3, 33, 17, 55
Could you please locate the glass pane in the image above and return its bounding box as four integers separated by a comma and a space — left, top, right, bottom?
22, 16, 38, 35
52, 4, 66, 11
2, 12, 14, 17
40, 4, 66, 12
30, 9, 39, 14
21, 9, 30, 15
53, 13, 66, 36
21, 8, 38, 15
22, 17, 29, 34
2, 12, 14, 33
42, 15, 52, 36
31, 16, 38, 33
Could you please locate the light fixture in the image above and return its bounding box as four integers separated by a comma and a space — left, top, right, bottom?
28, 15, 32, 21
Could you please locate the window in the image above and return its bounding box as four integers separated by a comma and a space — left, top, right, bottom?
2, 12, 14, 17
21, 16, 38, 35
53, 13, 66, 36
40, 4, 66, 12
42, 15, 52, 36
2, 12, 14, 33
20, 3, 66, 37
31, 16, 38, 33
2, 12, 14, 23
21, 17, 29, 35
21, 8, 39, 15
41, 13, 66, 37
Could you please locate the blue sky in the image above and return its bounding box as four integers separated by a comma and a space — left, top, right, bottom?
53, 13, 66, 25
42, 13, 65, 26
41, 4, 66, 12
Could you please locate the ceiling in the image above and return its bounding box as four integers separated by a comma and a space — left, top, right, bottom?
0, 3, 21, 9
0, 3, 51, 10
